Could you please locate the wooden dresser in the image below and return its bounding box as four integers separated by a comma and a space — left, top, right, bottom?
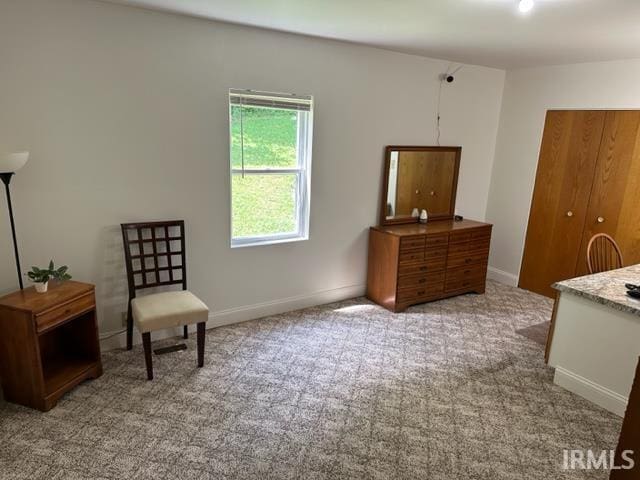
367, 219, 492, 312
0, 281, 102, 411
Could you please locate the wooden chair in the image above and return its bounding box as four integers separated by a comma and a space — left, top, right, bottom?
586, 233, 624, 274
121, 220, 208, 380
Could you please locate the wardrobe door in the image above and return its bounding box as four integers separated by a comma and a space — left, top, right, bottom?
519, 110, 606, 297
395, 152, 427, 216
576, 111, 640, 275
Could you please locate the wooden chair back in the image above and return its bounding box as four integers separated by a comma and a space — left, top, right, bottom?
121, 220, 187, 301
586, 233, 623, 274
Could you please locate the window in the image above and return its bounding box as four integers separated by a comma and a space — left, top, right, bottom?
229, 89, 313, 247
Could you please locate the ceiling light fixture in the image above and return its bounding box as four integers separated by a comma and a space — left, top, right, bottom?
519, 0, 534, 13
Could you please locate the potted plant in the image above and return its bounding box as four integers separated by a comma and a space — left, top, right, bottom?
27, 260, 72, 293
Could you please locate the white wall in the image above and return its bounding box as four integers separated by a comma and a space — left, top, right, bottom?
485, 59, 640, 283
0, 0, 505, 338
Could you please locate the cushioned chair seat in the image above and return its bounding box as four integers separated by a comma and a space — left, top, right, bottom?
131, 290, 209, 334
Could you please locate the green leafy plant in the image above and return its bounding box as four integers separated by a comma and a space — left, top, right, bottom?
27, 260, 72, 284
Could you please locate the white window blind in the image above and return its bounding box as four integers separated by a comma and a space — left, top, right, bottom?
229, 89, 312, 111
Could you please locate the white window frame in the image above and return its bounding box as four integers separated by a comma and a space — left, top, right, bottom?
229, 89, 314, 248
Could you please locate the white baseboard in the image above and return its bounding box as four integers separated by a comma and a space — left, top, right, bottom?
554, 366, 628, 417
100, 283, 366, 351
487, 266, 518, 286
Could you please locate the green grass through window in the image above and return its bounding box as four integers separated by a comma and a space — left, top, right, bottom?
231, 106, 298, 169
231, 106, 300, 238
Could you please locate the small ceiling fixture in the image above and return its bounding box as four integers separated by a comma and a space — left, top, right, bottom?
519, 0, 534, 13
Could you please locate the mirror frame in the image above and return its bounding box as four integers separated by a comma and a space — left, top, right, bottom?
379, 145, 461, 226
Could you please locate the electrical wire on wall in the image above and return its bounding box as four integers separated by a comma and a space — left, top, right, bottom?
436, 75, 444, 146
436, 64, 463, 146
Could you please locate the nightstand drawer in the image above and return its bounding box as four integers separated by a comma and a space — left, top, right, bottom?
36, 293, 95, 333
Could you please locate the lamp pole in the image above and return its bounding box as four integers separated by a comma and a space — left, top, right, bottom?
1, 172, 23, 290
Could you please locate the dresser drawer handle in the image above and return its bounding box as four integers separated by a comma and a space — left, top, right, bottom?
418, 279, 426, 284
420, 267, 427, 271
465, 258, 472, 264
417, 290, 425, 295
464, 270, 471, 274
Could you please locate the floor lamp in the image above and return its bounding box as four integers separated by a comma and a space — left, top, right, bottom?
0, 152, 29, 290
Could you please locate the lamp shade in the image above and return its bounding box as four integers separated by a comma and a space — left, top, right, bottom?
0, 152, 29, 174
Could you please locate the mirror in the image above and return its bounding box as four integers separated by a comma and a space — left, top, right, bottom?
380, 146, 461, 225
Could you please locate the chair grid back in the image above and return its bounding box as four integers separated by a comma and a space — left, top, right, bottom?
121, 220, 187, 299
586, 233, 623, 274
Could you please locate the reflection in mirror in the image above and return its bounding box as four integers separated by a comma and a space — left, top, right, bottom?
383, 147, 460, 224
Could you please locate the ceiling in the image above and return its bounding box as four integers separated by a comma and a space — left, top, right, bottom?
101, 0, 640, 69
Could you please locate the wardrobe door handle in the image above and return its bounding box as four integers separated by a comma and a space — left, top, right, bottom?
597, 216, 605, 223
566, 211, 573, 217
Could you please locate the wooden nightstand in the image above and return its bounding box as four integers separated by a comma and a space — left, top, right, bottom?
0, 281, 102, 411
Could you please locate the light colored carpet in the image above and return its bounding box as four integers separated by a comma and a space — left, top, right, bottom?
0, 280, 621, 479
515, 321, 551, 346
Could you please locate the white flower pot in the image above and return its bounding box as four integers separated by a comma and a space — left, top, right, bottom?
34, 281, 49, 293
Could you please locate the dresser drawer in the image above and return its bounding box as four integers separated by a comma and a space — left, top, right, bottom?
449, 227, 491, 245
425, 256, 447, 271
445, 265, 486, 292
447, 251, 489, 268
397, 283, 444, 303
447, 241, 469, 256
397, 271, 445, 289
426, 234, 449, 248
397, 257, 448, 274
471, 227, 492, 239
400, 236, 426, 251
448, 237, 490, 256
425, 246, 448, 259
445, 277, 484, 293
399, 250, 425, 264
36, 293, 95, 333
398, 262, 428, 276
446, 264, 487, 283
449, 231, 472, 244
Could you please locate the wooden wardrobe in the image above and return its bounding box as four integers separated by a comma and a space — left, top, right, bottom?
520, 110, 640, 298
